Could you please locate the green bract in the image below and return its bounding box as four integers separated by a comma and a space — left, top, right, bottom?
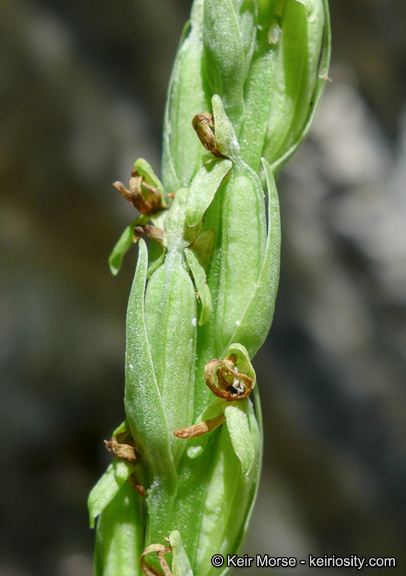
89, 1, 330, 575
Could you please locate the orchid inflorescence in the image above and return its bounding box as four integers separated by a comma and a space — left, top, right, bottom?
88, 1, 331, 575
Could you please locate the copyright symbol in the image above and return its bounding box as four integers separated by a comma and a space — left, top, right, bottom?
211, 554, 224, 568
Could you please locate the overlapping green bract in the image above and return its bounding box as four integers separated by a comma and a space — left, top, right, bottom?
89, 1, 330, 575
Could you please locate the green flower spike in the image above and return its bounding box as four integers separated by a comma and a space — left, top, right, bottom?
89, 1, 331, 575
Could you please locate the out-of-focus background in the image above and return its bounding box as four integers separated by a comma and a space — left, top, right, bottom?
1, 1, 406, 575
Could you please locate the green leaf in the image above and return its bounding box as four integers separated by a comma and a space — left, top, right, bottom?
193, 416, 252, 570
239, 16, 279, 172
185, 248, 212, 326
268, 0, 331, 172
88, 460, 135, 528
224, 404, 255, 475
169, 530, 194, 576
185, 158, 232, 227
262, 0, 311, 161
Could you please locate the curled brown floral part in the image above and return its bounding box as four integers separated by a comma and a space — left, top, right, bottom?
204, 355, 254, 400
140, 542, 172, 576
133, 224, 166, 245
104, 439, 137, 464
105, 438, 146, 496
192, 112, 224, 158
173, 413, 225, 439
114, 170, 166, 215
130, 169, 166, 213
113, 180, 151, 213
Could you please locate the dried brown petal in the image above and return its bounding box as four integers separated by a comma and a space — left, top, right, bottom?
140, 543, 172, 576
114, 171, 166, 215
192, 112, 224, 158
104, 440, 137, 464
204, 356, 254, 400
173, 413, 225, 439
134, 225, 165, 245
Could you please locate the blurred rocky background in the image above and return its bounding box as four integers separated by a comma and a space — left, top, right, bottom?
1, 1, 406, 575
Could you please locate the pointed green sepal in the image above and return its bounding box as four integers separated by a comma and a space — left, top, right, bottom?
112, 420, 130, 439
